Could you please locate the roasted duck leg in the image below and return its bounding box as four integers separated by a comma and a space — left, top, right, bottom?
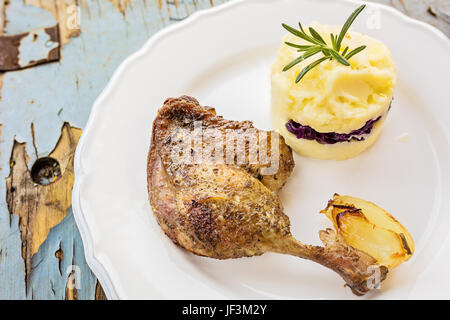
147, 96, 387, 295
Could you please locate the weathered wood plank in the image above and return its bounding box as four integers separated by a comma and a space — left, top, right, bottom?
0, 0, 447, 300
6, 123, 81, 289
0, 25, 60, 71
24, 0, 81, 45
0, 0, 222, 300
0, 0, 5, 166
107, 0, 132, 13
28, 208, 99, 299
372, 0, 450, 37
0, 0, 27, 300
0, 0, 5, 33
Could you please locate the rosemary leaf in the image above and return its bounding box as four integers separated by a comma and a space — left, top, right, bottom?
285, 42, 313, 50
345, 45, 366, 60
309, 27, 326, 45
282, 55, 305, 71
282, 5, 366, 84
298, 21, 306, 33
342, 46, 349, 56
282, 24, 321, 45
295, 57, 330, 83
329, 50, 350, 66
336, 4, 366, 50
302, 46, 322, 59
330, 33, 337, 51
282, 47, 322, 71
321, 48, 331, 57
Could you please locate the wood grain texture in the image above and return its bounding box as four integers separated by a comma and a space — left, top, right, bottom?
6, 123, 81, 288
24, 0, 81, 44
0, 0, 224, 300
27, 208, 99, 299
0, 0, 448, 300
0, 0, 5, 33
0, 1, 4, 171
372, 0, 450, 37
4, 122, 101, 299
107, 0, 132, 13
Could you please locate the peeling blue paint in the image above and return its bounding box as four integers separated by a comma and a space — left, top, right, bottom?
0, 0, 225, 299
27, 208, 98, 300
0, 210, 26, 299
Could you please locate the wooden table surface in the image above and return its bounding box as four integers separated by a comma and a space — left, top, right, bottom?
0, 0, 448, 300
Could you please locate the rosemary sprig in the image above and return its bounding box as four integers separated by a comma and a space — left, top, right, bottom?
282, 4, 367, 83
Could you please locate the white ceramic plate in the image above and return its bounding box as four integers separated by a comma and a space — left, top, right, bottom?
73, 0, 450, 299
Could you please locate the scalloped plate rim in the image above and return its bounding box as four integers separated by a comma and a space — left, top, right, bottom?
72, 0, 450, 300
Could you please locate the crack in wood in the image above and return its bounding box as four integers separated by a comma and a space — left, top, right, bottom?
54, 243, 64, 276
382, 0, 450, 37
30, 123, 38, 159
30, 257, 44, 271
65, 270, 79, 300
64, 241, 79, 300
428, 5, 437, 17
399, 0, 408, 13
95, 280, 107, 300
49, 280, 56, 295
5, 123, 81, 293
107, 0, 131, 14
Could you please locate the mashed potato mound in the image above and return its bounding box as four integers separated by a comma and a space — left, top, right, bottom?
271, 24, 397, 159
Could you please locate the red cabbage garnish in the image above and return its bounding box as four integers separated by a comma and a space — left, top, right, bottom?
285, 115, 383, 144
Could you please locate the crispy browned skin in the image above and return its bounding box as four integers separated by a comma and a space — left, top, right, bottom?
148, 96, 387, 295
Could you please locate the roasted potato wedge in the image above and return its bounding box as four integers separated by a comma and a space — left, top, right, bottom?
321, 194, 414, 268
